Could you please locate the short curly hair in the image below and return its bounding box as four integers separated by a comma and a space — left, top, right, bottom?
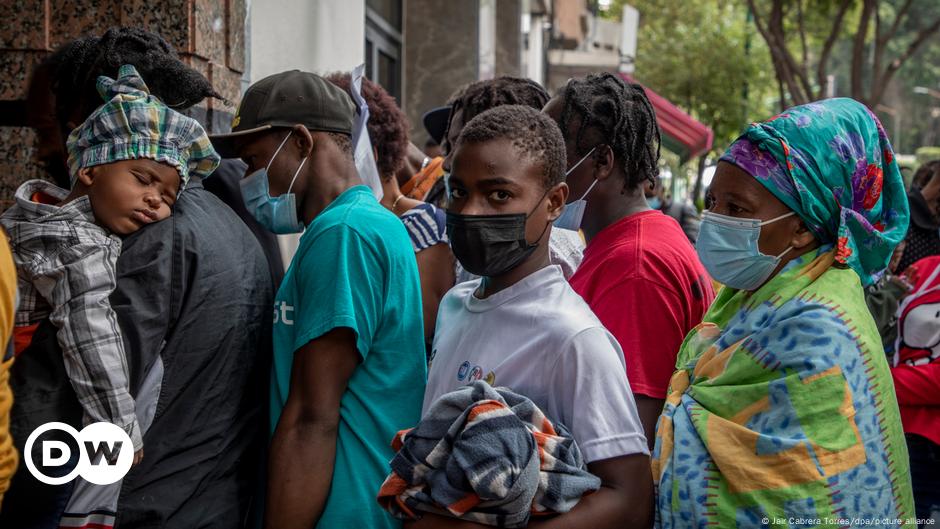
457, 105, 566, 189
326, 72, 409, 180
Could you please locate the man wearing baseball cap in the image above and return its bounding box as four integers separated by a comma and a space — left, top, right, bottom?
212, 71, 426, 529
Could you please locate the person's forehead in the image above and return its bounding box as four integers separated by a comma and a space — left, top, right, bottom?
452, 139, 539, 186
711, 162, 769, 201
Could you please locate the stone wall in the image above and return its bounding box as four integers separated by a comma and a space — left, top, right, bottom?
0, 0, 245, 207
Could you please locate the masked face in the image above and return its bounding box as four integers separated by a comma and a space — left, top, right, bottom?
553, 146, 598, 231
445, 139, 561, 277
701, 162, 810, 290
237, 130, 308, 234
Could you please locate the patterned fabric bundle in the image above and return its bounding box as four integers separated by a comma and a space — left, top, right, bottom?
653, 246, 915, 529
719, 98, 909, 286
66, 64, 219, 192
377, 381, 600, 528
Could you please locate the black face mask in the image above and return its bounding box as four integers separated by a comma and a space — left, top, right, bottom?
445, 202, 550, 277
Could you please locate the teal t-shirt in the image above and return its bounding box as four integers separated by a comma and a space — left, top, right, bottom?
270, 185, 426, 529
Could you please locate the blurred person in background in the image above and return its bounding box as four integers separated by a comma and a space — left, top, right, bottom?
645, 175, 700, 243
0, 234, 16, 509
891, 255, 940, 527
897, 160, 940, 272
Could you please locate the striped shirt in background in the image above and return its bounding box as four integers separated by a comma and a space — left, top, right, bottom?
400, 203, 448, 252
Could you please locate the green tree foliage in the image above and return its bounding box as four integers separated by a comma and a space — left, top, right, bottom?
604, 0, 778, 152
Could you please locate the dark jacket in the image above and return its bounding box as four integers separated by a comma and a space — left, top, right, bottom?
662, 200, 701, 243
113, 178, 273, 528
203, 159, 285, 288
0, 178, 273, 528
898, 188, 940, 273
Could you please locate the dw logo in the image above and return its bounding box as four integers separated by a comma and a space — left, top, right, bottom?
24, 422, 134, 485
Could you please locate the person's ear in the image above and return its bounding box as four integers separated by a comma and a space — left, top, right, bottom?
546, 182, 569, 222
292, 125, 315, 157
593, 144, 615, 182
790, 218, 816, 250
76, 166, 94, 187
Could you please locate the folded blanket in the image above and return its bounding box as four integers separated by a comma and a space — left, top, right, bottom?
377, 381, 600, 527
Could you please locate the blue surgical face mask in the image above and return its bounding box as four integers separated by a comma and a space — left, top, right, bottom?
648, 196, 662, 210
554, 146, 598, 231
696, 210, 796, 291
240, 131, 308, 234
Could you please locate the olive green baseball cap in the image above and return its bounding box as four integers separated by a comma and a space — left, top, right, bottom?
210, 70, 356, 158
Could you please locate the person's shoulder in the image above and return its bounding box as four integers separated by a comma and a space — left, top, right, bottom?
538, 275, 610, 337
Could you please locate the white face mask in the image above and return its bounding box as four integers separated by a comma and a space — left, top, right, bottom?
554, 146, 598, 231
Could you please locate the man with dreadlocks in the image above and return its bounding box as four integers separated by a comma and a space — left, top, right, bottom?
2, 28, 273, 529
544, 73, 714, 450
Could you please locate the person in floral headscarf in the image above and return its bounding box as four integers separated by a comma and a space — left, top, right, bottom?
653, 98, 915, 528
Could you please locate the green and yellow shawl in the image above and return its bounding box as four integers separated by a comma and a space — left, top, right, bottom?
653, 247, 915, 528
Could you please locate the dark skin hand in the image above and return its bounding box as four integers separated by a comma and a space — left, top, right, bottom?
416, 242, 455, 344
542, 96, 650, 243
263, 327, 359, 529
635, 395, 664, 452
406, 454, 653, 529
707, 161, 820, 289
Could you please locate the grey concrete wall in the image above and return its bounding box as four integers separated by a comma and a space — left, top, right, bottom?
403, 0, 480, 146
495, 0, 522, 77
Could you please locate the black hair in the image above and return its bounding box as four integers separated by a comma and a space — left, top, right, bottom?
457, 105, 566, 189
326, 132, 353, 156
50, 27, 221, 127
442, 76, 550, 155
557, 72, 661, 191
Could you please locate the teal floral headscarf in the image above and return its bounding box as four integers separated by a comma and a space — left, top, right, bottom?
720, 98, 909, 286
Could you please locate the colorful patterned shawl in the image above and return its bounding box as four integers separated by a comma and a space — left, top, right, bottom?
653, 247, 915, 529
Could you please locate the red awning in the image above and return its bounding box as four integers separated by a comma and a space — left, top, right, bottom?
620, 74, 713, 162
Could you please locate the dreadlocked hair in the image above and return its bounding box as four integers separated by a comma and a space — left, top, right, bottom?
558, 72, 661, 191
442, 76, 550, 155
325, 72, 409, 179
458, 105, 566, 190
51, 26, 221, 126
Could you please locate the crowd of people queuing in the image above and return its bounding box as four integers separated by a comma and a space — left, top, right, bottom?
0, 25, 935, 529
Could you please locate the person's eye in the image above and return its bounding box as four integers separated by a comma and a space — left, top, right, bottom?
728, 203, 746, 215
449, 188, 466, 200
134, 172, 151, 185
489, 190, 511, 202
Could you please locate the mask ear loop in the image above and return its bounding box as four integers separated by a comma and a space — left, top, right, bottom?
286, 157, 308, 195
758, 211, 796, 226
266, 130, 293, 172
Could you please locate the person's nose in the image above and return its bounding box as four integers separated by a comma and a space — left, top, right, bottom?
143, 193, 161, 209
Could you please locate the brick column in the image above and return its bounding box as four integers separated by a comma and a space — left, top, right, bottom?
0, 0, 246, 207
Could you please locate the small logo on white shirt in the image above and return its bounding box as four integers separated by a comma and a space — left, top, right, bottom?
457, 361, 485, 382
273, 301, 294, 325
